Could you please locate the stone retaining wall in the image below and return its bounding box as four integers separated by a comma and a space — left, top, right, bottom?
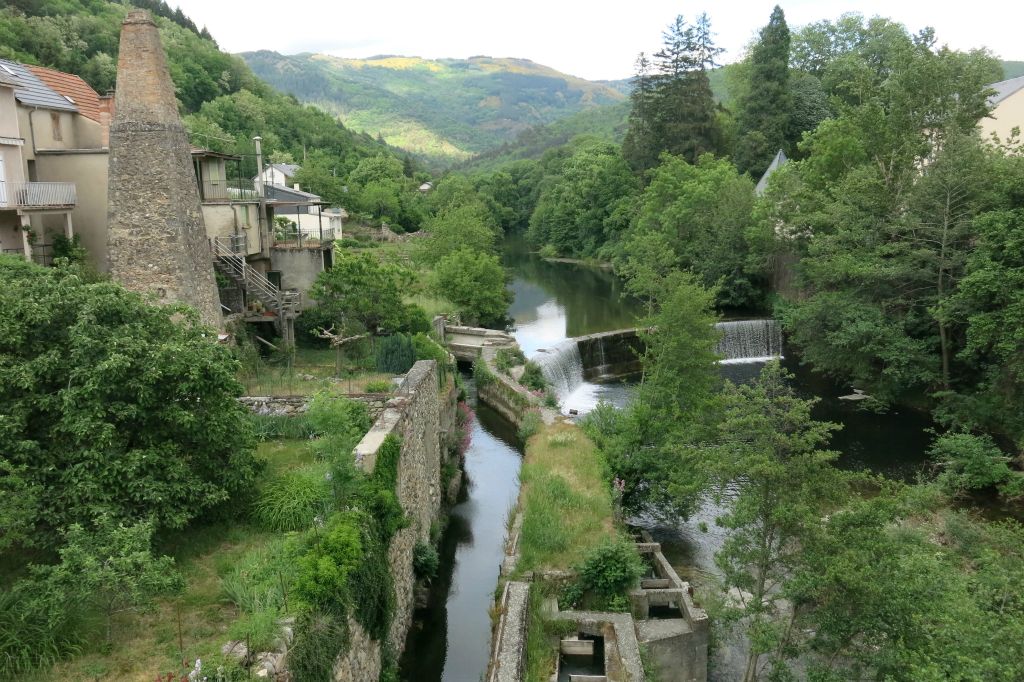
331, 360, 459, 681
239, 394, 390, 422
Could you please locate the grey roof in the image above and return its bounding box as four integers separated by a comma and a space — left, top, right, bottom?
265, 182, 321, 203
271, 163, 300, 176
0, 59, 78, 112
988, 75, 1024, 107
755, 149, 788, 196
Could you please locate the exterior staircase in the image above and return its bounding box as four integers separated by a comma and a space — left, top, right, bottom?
211, 237, 299, 339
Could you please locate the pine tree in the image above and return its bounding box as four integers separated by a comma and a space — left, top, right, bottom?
623, 14, 724, 171
734, 6, 793, 176
622, 53, 660, 171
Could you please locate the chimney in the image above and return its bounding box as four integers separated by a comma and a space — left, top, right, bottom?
293, 183, 300, 191
98, 91, 114, 148
105, 10, 222, 328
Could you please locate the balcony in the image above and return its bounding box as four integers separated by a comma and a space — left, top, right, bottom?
272, 226, 336, 249
0, 181, 76, 210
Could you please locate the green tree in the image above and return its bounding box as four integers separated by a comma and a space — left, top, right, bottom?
930, 432, 1024, 501
734, 6, 793, 176
0, 257, 261, 548
37, 516, 181, 643
626, 154, 760, 307
417, 201, 499, 265
527, 139, 637, 257
710, 361, 847, 682
309, 251, 416, 334
431, 248, 511, 327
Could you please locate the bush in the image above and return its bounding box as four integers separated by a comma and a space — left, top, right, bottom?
538, 243, 559, 258
473, 359, 495, 387
495, 347, 527, 373
520, 361, 547, 391
577, 539, 645, 601
518, 410, 542, 441
305, 393, 372, 461
376, 334, 417, 374
364, 379, 393, 393
288, 609, 349, 681
227, 607, 281, 652
413, 542, 440, 579
255, 464, 333, 531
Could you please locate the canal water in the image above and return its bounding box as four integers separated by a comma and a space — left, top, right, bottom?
400, 238, 936, 681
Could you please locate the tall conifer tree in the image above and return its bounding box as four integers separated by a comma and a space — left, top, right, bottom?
735, 5, 794, 176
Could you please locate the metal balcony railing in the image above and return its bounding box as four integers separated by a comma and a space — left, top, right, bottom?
273, 226, 336, 248
0, 181, 76, 209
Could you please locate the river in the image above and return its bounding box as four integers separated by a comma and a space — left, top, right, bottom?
400, 238, 936, 681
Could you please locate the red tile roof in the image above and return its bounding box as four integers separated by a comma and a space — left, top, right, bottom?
27, 65, 103, 123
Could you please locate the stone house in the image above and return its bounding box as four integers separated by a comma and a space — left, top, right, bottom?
982, 75, 1024, 145
0, 59, 110, 266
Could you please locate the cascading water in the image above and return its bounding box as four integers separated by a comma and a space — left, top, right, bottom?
534, 339, 585, 399
715, 319, 783, 363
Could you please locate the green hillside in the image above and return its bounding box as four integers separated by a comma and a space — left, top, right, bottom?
1003, 60, 1024, 79
241, 52, 627, 164
0, 0, 400, 180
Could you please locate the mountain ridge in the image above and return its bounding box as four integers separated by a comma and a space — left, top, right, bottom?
240, 51, 627, 165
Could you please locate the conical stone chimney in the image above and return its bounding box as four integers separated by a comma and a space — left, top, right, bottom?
106, 9, 221, 328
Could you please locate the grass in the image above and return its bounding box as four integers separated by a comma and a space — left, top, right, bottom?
26, 439, 316, 682
516, 422, 616, 573
523, 585, 577, 682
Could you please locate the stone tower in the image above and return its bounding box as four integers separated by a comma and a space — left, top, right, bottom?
106, 10, 221, 328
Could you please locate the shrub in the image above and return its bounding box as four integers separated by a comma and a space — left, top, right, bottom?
305, 393, 371, 461
376, 334, 416, 374
538, 244, 559, 258
364, 379, 394, 393
413, 542, 440, 579
473, 359, 495, 387
288, 609, 349, 681
227, 607, 281, 652
255, 464, 333, 531
495, 347, 527, 373
520, 361, 547, 391
518, 410, 542, 441
577, 539, 645, 601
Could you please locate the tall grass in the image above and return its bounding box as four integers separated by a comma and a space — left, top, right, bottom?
254, 463, 333, 531
516, 422, 615, 573
0, 587, 83, 678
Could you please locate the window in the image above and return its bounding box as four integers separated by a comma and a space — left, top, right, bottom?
50, 112, 62, 142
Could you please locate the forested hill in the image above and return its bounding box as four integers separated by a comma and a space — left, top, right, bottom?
0, 0, 402, 180
240, 52, 627, 164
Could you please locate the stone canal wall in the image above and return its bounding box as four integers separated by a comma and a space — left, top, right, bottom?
330, 360, 459, 681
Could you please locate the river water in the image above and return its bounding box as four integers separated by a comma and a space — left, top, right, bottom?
400, 239, 935, 681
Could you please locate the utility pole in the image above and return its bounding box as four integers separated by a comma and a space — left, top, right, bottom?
253, 136, 268, 256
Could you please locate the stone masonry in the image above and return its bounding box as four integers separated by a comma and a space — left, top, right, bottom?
106, 10, 222, 328
331, 360, 459, 681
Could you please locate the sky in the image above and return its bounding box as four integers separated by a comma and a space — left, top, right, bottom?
171, 0, 1023, 81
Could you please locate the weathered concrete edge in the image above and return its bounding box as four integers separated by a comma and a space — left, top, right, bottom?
488, 581, 530, 682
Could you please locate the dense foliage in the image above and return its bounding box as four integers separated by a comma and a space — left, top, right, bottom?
0, 257, 260, 549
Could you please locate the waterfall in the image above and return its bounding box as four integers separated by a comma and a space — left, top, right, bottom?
715, 319, 783, 364
534, 339, 585, 398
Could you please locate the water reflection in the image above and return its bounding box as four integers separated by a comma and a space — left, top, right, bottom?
399, 398, 522, 681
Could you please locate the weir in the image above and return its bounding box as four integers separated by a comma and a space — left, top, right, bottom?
535, 321, 783, 400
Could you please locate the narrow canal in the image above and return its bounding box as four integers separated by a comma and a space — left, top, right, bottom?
400, 238, 936, 681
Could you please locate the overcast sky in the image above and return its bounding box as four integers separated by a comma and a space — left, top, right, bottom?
171, 0, 1023, 81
